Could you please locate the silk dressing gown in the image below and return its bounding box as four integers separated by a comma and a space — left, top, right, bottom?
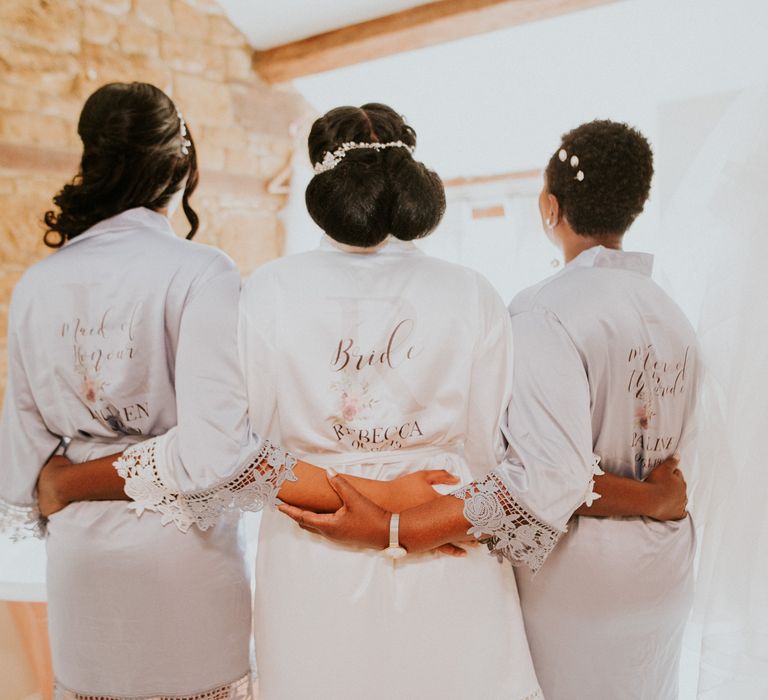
0, 208, 269, 699
239, 237, 553, 700
511, 246, 699, 700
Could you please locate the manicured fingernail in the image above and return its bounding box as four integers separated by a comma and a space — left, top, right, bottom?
327, 467, 338, 478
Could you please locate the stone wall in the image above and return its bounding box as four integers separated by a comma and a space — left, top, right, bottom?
0, 0, 312, 399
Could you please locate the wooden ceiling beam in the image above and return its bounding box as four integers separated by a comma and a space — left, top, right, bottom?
253, 0, 619, 83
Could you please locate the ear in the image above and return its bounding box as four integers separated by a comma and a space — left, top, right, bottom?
546, 193, 561, 227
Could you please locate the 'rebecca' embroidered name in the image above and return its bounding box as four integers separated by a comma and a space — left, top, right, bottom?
332, 421, 425, 451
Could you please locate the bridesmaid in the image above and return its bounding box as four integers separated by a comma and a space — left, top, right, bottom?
512, 120, 698, 700
0, 81, 257, 700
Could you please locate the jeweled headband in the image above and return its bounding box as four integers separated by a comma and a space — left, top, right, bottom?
313, 140, 415, 174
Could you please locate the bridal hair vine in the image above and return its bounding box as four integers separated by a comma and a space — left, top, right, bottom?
313, 140, 416, 174
177, 109, 192, 156
558, 147, 585, 181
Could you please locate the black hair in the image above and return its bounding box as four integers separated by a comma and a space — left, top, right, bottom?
43, 82, 199, 248
545, 119, 653, 236
305, 103, 445, 247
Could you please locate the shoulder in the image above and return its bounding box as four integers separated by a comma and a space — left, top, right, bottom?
137, 234, 238, 288
508, 266, 575, 316
430, 259, 510, 334
412, 253, 504, 302
242, 249, 318, 294
181, 239, 238, 279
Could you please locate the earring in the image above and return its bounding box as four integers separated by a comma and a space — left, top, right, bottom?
545, 216, 555, 229
551, 258, 561, 268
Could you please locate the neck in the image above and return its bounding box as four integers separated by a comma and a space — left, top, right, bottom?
325, 235, 391, 254
560, 230, 623, 263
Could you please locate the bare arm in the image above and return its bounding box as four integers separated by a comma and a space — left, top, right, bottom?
374, 462, 689, 554
278, 456, 689, 556
574, 457, 687, 519
37, 454, 127, 516
37, 452, 457, 518
279, 474, 467, 552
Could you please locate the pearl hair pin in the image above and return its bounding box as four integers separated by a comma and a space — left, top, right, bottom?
314, 140, 415, 174
177, 109, 192, 156
558, 147, 585, 182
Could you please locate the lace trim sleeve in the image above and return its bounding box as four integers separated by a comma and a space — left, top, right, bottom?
0, 497, 44, 541
114, 438, 298, 533
451, 472, 563, 573
581, 455, 605, 507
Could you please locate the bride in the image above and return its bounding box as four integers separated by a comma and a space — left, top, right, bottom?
243, 103, 541, 699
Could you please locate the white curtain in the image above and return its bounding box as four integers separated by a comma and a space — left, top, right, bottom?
658, 86, 768, 699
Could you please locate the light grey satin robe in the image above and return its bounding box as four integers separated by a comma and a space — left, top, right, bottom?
510, 246, 699, 700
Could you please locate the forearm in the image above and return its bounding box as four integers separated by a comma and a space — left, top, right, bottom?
277, 462, 392, 513
54, 453, 128, 504
575, 472, 653, 517
55, 451, 388, 514
398, 495, 470, 553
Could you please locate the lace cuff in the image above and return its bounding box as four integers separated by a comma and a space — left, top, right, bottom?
451, 472, 563, 572
54, 670, 252, 699
0, 497, 44, 541
114, 438, 298, 533
581, 455, 605, 507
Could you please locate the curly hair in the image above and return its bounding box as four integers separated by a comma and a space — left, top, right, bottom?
43, 82, 199, 248
545, 119, 653, 236
305, 103, 446, 247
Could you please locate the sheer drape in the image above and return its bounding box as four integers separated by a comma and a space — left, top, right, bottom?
657, 86, 768, 699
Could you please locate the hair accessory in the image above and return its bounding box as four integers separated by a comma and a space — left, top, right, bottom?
557, 146, 585, 182
177, 109, 192, 156
314, 140, 415, 174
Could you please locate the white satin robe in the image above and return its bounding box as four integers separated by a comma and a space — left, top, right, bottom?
0, 208, 255, 699
510, 246, 700, 700
240, 236, 543, 700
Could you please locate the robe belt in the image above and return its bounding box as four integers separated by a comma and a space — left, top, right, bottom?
61, 432, 148, 461
298, 444, 463, 469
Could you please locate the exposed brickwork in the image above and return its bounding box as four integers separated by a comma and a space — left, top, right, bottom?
0, 0, 312, 397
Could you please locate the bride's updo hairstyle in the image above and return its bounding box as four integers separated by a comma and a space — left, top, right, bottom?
305, 103, 446, 247
545, 119, 653, 237
44, 82, 199, 248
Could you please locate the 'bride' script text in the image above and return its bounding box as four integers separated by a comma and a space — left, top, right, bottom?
332, 319, 420, 372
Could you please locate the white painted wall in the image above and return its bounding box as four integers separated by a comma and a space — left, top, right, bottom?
282, 0, 768, 310
294, 0, 768, 179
